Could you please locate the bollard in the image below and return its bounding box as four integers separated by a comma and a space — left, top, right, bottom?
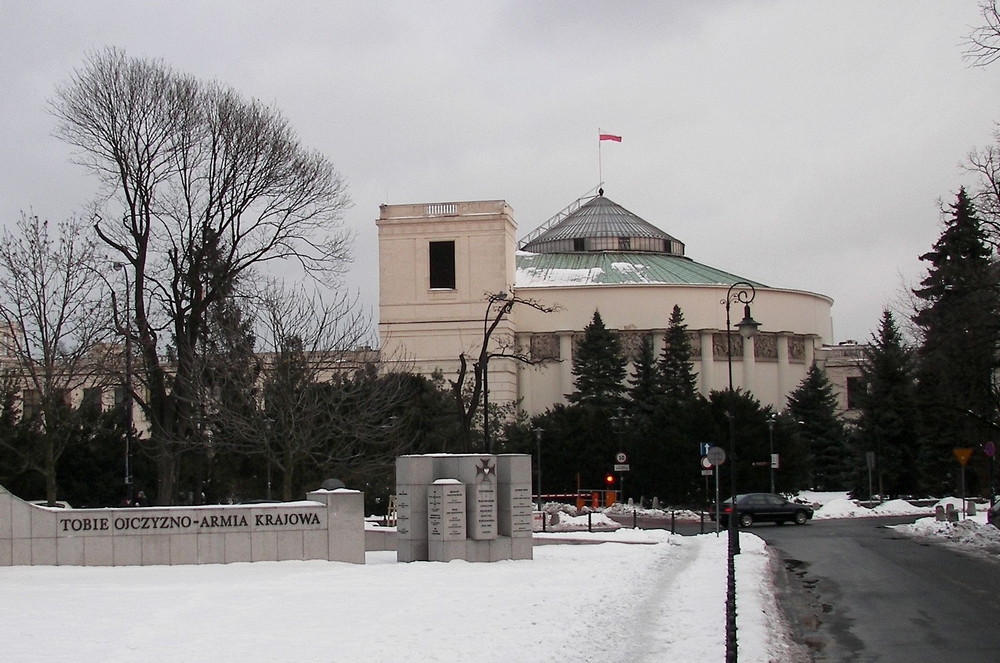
700, 510, 705, 534
633, 508, 638, 529
671, 510, 676, 535
588, 511, 593, 532
935, 505, 945, 521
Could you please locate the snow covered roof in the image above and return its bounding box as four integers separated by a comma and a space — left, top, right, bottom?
515, 251, 767, 288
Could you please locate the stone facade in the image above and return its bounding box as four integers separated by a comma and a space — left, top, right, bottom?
0, 484, 365, 566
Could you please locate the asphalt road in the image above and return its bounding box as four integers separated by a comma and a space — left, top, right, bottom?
750, 517, 1000, 663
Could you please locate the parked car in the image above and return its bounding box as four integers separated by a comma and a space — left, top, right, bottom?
709, 493, 813, 527
988, 500, 1000, 528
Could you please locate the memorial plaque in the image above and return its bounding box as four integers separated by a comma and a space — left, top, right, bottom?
468, 458, 498, 540
428, 480, 465, 541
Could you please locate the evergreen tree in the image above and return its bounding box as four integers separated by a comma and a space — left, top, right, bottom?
568, 310, 627, 408
913, 188, 1000, 494
658, 305, 699, 400
787, 363, 851, 490
855, 310, 919, 497
627, 334, 658, 417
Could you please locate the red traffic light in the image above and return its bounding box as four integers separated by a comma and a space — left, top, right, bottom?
605, 474, 615, 485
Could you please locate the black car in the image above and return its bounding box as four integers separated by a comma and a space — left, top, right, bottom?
709, 493, 813, 527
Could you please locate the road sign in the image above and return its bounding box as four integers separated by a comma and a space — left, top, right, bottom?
771, 453, 780, 469
865, 451, 876, 470
700, 456, 713, 470
752, 461, 769, 467
699, 442, 711, 456
953, 447, 974, 466
706, 446, 726, 466
614, 464, 630, 472
615, 452, 628, 464
985, 442, 996, 458
701, 469, 714, 476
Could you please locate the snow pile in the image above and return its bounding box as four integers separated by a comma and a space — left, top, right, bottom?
870, 499, 934, 516
796, 490, 850, 505
547, 510, 622, 531
813, 498, 872, 519
891, 513, 1000, 554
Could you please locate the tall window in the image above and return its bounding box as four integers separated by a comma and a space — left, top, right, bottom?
82, 387, 103, 413
846, 376, 863, 410
429, 241, 456, 289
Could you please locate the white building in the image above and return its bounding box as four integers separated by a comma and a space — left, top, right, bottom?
377, 192, 843, 416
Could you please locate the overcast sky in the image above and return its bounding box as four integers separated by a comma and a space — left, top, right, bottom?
2, 1, 999, 343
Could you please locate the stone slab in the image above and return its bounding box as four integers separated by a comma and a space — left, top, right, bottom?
0, 539, 12, 566
428, 538, 467, 562
12, 539, 31, 565
252, 531, 279, 561
142, 534, 171, 565
277, 531, 304, 561
84, 536, 114, 566
0, 492, 11, 539
302, 530, 328, 560
197, 533, 226, 565
170, 534, 198, 565
224, 532, 253, 563
496, 454, 532, 484
489, 536, 513, 562
114, 536, 142, 565
511, 536, 533, 560
57, 536, 85, 566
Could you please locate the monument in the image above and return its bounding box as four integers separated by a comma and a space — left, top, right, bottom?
396, 453, 533, 562
0, 484, 365, 567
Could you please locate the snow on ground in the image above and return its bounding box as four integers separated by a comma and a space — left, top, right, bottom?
4, 491, 995, 662
0, 530, 799, 663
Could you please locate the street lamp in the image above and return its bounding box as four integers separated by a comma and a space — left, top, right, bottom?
767, 413, 776, 494
722, 281, 759, 663
482, 292, 513, 454
113, 262, 134, 505
723, 281, 759, 556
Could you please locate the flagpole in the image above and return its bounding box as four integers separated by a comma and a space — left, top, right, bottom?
598, 128, 603, 186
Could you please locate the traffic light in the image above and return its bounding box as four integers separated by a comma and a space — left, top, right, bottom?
605, 474, 615, 486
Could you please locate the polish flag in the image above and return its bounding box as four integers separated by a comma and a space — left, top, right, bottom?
599, 133, 622, 142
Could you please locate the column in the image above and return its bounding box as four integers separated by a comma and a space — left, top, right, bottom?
699, 329, 715, 397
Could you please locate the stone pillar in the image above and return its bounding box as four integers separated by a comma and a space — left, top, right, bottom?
395, 455, 435, 562
427, 480, 467, 562
497, 454, 534, 560
699, 329, 715, 397
558, 332, 574, 398
776, 333, 790, 406
805, 336, 816, 367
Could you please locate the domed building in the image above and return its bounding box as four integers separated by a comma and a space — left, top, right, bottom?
376, 192, 835, 416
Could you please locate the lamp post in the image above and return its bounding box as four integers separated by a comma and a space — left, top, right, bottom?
482, 292, 513, 454
723, 281, 759, 555
113, 262, 134, 505
533, 427, 544, 513
767, 413, 776, 494
722, 281, 760, 663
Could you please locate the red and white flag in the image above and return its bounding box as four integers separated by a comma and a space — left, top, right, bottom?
599, 133, 622, 142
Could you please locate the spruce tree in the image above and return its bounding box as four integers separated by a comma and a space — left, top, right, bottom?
787, 363, 851, 490
568, 310, 627, 408
658, 305, 699, 401
627, 334, 658, 416
856, 310, 919, 497
913, 188, 1000, 494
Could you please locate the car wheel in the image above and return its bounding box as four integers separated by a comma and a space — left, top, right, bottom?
739, 513, 753, 528
793, 510, 808, 525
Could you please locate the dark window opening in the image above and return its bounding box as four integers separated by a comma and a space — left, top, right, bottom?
618, 236, 631, 250
429, 241, 456, 289
846, 376, 863, 410
82, 387, 103, 413
573, 238, 586, 251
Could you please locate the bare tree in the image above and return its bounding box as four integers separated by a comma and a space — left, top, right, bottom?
966, 1, 1000, 68
450, 291, 556, 452
0, 213, 112, 504
197, 282, 418, 500
50, 48, 351, 503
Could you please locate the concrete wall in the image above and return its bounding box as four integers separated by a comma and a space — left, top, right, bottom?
0, 484, 365, 566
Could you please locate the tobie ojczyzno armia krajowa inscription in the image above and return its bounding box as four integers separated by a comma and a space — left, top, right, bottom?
0, 484, 365, 566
